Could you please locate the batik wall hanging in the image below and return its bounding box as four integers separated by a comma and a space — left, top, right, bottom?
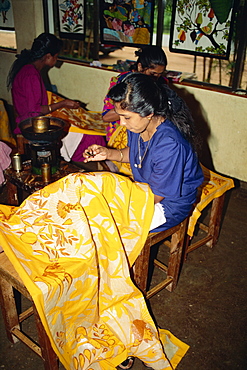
0, 0, 14, 30
100, 0, 155, 47
57, 0, 85, 40
169, 0, 236, 59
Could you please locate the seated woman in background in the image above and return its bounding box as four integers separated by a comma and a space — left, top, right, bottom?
84, 73, 204, 233
6, 33, 106, 166
102, 45, 168, 142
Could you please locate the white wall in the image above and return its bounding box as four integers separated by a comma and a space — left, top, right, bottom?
175, 85, 247, 182
49, 63, 115, 112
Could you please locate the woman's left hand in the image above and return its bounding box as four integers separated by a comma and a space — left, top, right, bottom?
83, 145, 109, 162
62, 99, 80, 109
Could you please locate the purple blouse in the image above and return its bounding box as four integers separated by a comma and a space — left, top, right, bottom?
12, 64, 48, 134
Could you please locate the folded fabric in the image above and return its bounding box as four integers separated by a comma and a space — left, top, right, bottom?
187, 164, 235, 236
0, 172, 189, 370
47, 91, 107, 135
61, 131, 84, 162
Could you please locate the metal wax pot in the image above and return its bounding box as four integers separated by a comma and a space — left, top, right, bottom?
19, 116, 66, 174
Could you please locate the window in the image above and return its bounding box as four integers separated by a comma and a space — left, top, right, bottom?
42, 0, 246, 93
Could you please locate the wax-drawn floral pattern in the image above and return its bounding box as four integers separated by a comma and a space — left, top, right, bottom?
0, 172, 190, 369
170, 0, 235, 58
59, 0, 84, 34
100, 0, 154, 46
47, 92, 107, 135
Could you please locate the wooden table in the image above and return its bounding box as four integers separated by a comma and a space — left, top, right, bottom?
4, 160, 85, 206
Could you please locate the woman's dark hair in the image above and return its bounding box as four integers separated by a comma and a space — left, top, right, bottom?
7, 33, 63, 89
108, 73, 201, 152
132, 45, 167, 71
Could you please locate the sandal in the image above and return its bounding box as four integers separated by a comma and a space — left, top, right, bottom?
118, 356, 135, 369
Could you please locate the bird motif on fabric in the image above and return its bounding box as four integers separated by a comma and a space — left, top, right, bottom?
57, 200, 83, 219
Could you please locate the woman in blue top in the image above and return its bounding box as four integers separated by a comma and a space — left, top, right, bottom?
83, 73, 204, 233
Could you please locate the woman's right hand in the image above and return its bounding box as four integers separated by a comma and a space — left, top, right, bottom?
83, 145, 109, 162
62, 99, 80, 109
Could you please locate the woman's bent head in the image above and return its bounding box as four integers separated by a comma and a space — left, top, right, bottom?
108, 73, 168, 118
7, 33, 63, 89
108, 73, 200, 151
30, 33, 63, 60
135, 45, 167, 79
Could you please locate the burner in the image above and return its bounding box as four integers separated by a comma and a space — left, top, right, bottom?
19, 116, 66, 174
30, 142, 60, 174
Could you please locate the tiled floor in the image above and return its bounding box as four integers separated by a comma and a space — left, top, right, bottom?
0, 182, 246, 370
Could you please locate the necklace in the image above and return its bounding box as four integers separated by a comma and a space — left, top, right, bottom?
134, 134, 153, 168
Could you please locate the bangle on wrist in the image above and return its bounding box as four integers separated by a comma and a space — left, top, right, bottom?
48, 105, 52, 113
117, 149, 123, 162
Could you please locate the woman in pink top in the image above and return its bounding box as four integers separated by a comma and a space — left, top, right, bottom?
7, 33, 106, 166
7, 33, 80, 135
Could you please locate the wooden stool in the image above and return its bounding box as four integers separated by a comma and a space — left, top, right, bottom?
185, 165, 235, 257
134, 217, 189, 299
186, 193, 226, 254
0, 252, 59, 370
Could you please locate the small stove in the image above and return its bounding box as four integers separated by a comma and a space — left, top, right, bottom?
19, 116, 66, 174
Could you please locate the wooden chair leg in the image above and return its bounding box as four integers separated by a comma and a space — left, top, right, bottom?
0, 276, 20, 343
166, 218, 188, 292
134, 218, 189, 297
33, 305, 59, 370
206, 194, 226, 248
133, 238, 152, 294
0, 252, 59, 370
185, 193, 227, 258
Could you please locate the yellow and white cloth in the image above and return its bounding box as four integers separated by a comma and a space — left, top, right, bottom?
47, 91, 107, 136
47, 92, 107, 161
188, 164, 235, 236
0, 99, 16, 148
0, 172, 189, 370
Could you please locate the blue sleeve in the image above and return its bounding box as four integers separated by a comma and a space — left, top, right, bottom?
149, 137, 187, 198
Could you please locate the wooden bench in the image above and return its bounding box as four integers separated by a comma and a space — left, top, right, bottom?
0, 252, 59, 370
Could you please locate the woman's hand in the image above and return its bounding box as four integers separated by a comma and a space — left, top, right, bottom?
62, 99, 80, 109
44, 99, 80, 114
83, 145, 109, 162
102, 109, 120, 122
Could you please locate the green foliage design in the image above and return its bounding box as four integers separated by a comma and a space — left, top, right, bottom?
173, 0, 234, 56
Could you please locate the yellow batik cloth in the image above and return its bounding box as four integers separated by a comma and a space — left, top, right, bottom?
108, 126, 133, 177
0, 99, 16, 147
47, 91, 107, 136
0, 172, 189, 370
187, 164, 235, 237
